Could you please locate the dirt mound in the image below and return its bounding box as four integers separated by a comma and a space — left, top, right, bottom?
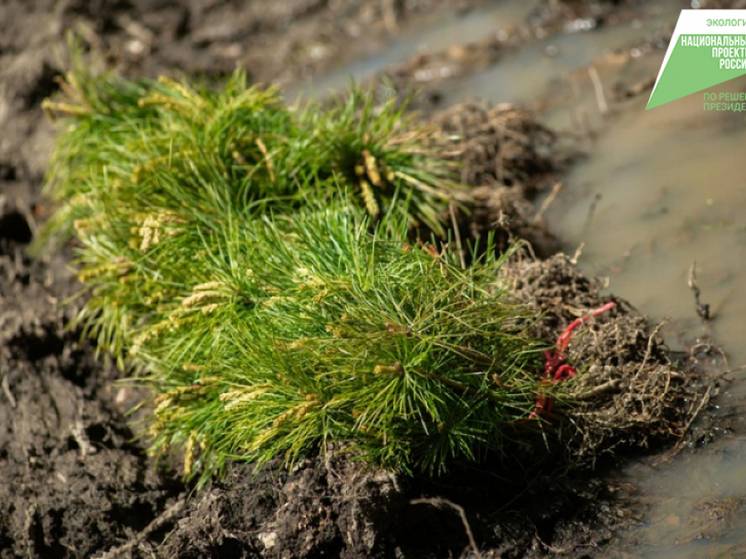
159, 453, 401, 559
434, 102, 562, 192
432, 102, 568, 256
503, 253, 713, 460
156, 451, 630, 559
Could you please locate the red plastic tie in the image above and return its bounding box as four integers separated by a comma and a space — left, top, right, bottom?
529, 301, 616, 419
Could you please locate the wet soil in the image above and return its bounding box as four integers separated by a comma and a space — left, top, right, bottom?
0, 198, 174, 558
0, 1, 715, 558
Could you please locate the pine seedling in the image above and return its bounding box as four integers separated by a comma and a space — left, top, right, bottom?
41, 67, 554, 482
41, 65, 459, 247
87, 201, 546, 481
145, 207, 547, 478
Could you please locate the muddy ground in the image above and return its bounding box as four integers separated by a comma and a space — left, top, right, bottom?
0, 1, 720, 557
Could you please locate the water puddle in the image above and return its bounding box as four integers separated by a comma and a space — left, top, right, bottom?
620, 434, 746, 558
436, 0, 679, 109
285, 0, 539, 101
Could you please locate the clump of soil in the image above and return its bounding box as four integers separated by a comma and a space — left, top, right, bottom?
462, 183, 561, 257
157, 450, 633, 559
434, 102, 562, 191
432, 102, 569, 255
159, 452, 401, 559
503, 253, 713, 460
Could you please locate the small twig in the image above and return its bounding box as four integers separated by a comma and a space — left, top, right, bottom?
71, 420, 96, 457
637, 321, 667, 375
588, 65, 608, 114
582, 192, 602, 233
570, 242, 585, 265
24, 504, 38, 557
668, 384, 713, 458
1, 373, 16, 408
534, 526, 569, 554
115, 14, 156, 45
572, 379, 621, 400
532, 181, 562, 224
411, 497, 482, 559
687, 261, 711, 320
449, 203, 466, 269
96, 498, 186, 559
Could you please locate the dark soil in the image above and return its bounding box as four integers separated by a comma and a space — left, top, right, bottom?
119, 440, 634, 558
433, 102, 571, 257
0, 200, 179, 558
0, 1, 712, 558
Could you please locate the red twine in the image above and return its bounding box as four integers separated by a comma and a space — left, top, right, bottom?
529, 301, 616, 419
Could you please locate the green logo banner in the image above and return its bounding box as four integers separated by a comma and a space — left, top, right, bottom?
647, 11, 746, 109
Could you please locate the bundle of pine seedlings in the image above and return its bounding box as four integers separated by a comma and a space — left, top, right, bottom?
40, 66, 588, 482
